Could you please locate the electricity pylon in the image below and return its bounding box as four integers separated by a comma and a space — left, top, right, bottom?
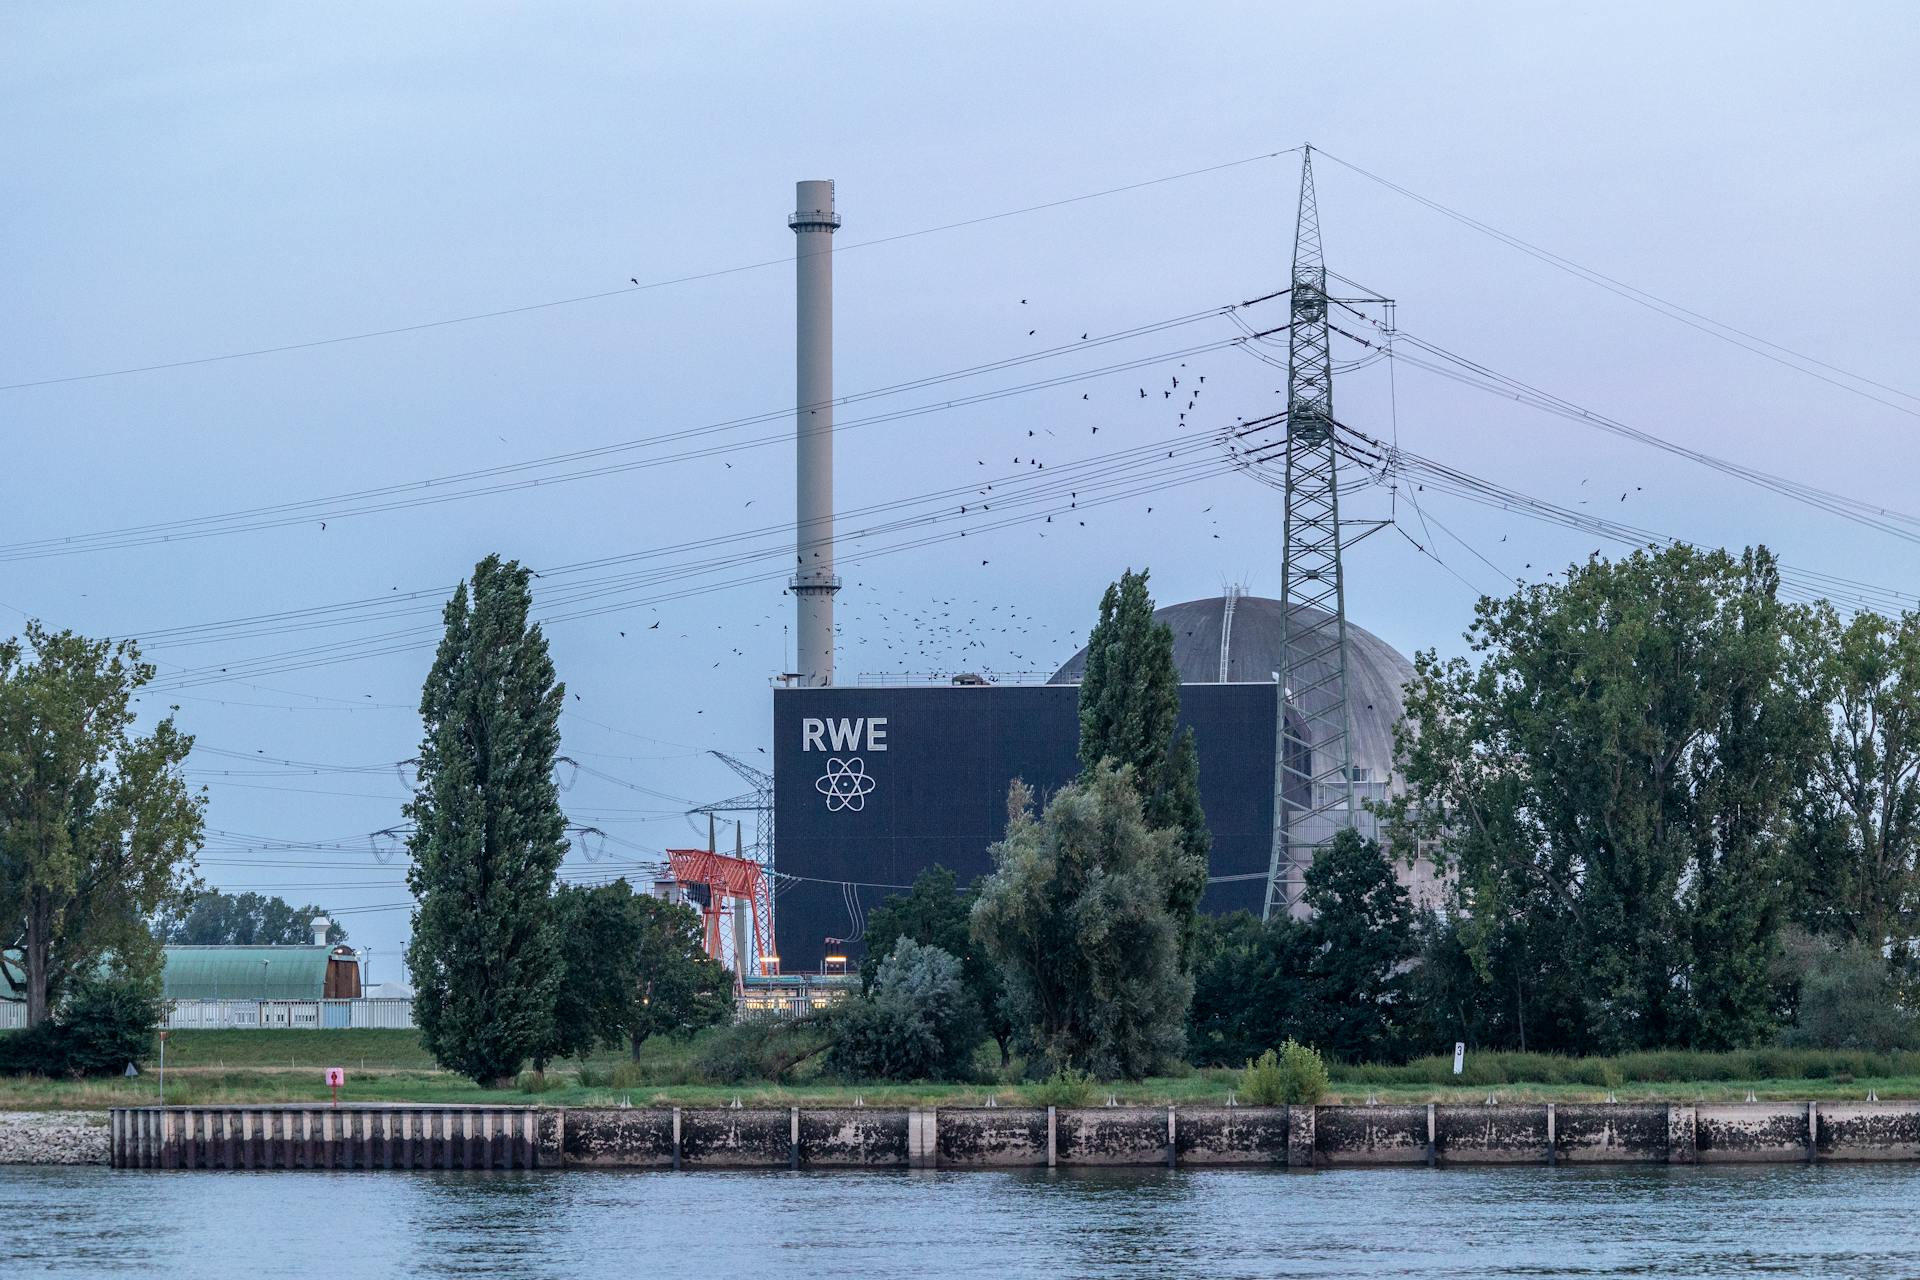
1263, 147, 1360, 921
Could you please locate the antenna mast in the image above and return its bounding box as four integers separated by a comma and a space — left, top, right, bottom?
1264, 147, 1359, 921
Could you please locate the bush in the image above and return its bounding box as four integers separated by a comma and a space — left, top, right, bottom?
0, 973, 162, 1078
61, 974, 163, 1076
0, 1023, 65, 1077
574, 1063, 613, 1089
1280, 1040, 1330, 1103
692, 1018, 831, 1085
1783, 943, 1920, 1052
1240, 1040, 1330, 1105
610, 1059, 648, 1089
1024, 1067, 1096, 1108
515, 1069, 549, 1093
1239, 1050, 1286, 1105
824, 939, 982, 1082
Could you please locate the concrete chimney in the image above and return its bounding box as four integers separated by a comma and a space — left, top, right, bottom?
310, 916, 331, 947
789, 180, 841, 686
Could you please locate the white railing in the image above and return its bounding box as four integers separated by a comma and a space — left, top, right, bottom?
1, 997, 413, 1032
161, 998, 415, 1031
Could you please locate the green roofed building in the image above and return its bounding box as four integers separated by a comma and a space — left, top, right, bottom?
162, 945, 363, 1002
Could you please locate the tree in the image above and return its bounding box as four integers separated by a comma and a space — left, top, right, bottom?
1789, 607, 1920, 970
1186, 830, 1415, 1066
155, 890, 346, 946
1388, 545, 1820, 1053
621, 890, 732, 1055
827, 938, 983, 1081
1075, 569, 1209, 949
1188, 910, 1308, 1066
543, 881, 638, 1066
0, 624, 203, 1027
1780, 933, 1920, 1052
860, 865, 1011, 1064
405, 556, 569, 1087
542, 880, 731, 1067
972, 766, 1191, 1078
1292, 829, 1417, 1062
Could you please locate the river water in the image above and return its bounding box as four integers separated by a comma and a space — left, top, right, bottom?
8, 1163, 1919, 1278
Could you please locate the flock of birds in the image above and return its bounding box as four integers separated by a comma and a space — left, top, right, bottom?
604, 295, 1251, 684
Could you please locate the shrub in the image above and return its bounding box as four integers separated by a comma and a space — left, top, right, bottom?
574, 1063, 613, 1089
1278, 1040, 1330, 1104
0, 1023, 65, 1077
0, 973, 162, 1078
1024, 1067, 1096, 1108
824, 939, 982, 1082
515, 1069, 549, 1093
60, 974, 163, 1076
1239, 1040, 1330, 1105
1239, 1050, 1286, 1105
692, 1018, 831, 1085
610, 1059, 648, 1089
1783, 943, 1920, 1052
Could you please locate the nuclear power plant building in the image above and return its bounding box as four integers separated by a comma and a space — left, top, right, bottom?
772, 593, 1421, 972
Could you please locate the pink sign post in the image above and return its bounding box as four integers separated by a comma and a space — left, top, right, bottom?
325, 1067, 345, 1107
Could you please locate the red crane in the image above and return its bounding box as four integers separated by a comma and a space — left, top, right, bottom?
666, 847, 777, 976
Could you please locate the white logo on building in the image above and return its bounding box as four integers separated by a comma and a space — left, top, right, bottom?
800, 716, 887, 753
815, 756, 875, 812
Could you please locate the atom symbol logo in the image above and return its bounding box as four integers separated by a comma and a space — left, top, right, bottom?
815, 756, 875, 812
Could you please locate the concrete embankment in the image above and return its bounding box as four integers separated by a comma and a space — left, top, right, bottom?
88, 1099, 1920, 1171
0, 1111, 110, 1165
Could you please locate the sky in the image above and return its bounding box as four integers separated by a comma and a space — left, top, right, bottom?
4, 2, 1918, 973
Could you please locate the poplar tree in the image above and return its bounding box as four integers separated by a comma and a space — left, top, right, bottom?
1076, 569, 1210, 940
405, 556, 569, 1086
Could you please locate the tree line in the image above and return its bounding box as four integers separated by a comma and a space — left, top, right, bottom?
1387, 544, 1920, 1057
8, 543, 1916, 1084
833, 547, 1920, 1081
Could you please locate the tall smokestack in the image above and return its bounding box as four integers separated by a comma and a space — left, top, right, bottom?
789, 180, 841, 687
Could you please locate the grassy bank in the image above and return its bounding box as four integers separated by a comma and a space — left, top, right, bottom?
6, 1032, 1920, 1110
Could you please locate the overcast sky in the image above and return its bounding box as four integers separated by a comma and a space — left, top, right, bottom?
5, 3, 1917, 969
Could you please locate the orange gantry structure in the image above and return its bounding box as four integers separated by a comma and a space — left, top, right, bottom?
665, 846, 777, 976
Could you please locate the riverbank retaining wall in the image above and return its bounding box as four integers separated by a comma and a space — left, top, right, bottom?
101, 1101, 1920, 1171
0, 1111, 110, 1165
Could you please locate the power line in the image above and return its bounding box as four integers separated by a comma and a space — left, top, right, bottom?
2, 148, 1296, 393
1313, 310, 1920, 547
128, 421, 1249, 647
1330, 422, 1920, 616
142, 445, 1237, 689
0, 309, 1256, 562
1314, 147, 1920, 417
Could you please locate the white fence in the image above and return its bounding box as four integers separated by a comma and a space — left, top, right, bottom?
2, 997, 413, 1032
161, 998, 416, 1031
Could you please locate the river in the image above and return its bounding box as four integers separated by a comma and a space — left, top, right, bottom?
8, 1163, 1918, 1278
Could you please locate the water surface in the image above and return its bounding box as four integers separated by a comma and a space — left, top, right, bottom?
8, 1163, 1916, 1278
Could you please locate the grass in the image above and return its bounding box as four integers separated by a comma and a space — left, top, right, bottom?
8, 1032, 1920, 1111
156, 1029, 440, 1070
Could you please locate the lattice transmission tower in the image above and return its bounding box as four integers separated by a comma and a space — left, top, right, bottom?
1262, 147, 1371, 921
688, 749, 776, 926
